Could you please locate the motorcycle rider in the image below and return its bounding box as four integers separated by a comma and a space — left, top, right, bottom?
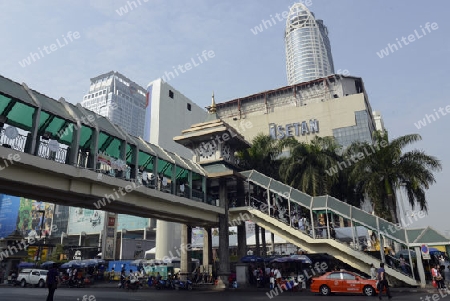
119, 270, 126, 288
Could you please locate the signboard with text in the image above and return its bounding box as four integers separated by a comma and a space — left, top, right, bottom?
421, 244, 430, 260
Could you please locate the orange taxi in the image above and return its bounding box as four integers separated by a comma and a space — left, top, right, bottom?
310, 270, 378, 296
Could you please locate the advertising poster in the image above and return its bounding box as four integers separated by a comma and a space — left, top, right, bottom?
117, 214, 148, 231
16, 198, 54, 238
0, 194, 21, 238
102, 212, 117, 260
105, 237, 114, 259
67, 207, 104, 235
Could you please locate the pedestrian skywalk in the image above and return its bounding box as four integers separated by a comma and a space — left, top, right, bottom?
228, 169, 450, 287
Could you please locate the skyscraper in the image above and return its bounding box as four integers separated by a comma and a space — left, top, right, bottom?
285, 3, 335, 85
81, 71, 147, 138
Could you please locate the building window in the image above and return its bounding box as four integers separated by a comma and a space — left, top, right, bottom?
169, 90, 174, 99
187, 103, 191, 111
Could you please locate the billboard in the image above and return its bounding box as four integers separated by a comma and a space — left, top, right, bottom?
16, 198, 55, 238
117, 214, 148, 231
67, 207, 104, 235
0, 194, 21, 238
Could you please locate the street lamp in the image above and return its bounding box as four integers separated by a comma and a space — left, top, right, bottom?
60, 232, 67, 245
79, 231, 86, 246
120, 229, 127, 260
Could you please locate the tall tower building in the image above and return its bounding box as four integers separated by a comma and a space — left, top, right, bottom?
81, 71, 147, 138
372, 111, 386, 132
285, 3, 335, 85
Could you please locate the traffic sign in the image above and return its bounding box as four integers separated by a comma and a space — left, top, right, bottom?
421, 244, 430, 260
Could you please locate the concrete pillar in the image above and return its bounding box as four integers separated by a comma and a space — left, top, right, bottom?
155, 221, 181, 260
414, 246, 426, 288
261, 227, 266, 256
24, 91, 40, 155
217, 178, 229, 288
202, 227, 212, 268
254, 224, 260, 256
271, 233, 275, 255
180, 224, 192, 280
379, 235, 386, 263
237, 224, 247, 260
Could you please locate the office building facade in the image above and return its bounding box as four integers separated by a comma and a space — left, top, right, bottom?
285, 3, 335, 85
81, 71, 147, 138
214, 74, 376, 149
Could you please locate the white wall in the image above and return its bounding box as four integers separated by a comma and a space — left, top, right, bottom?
146, 79, 207, 159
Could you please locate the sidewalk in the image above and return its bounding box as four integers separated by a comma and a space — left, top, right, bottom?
87, 281, 441, 294
2, 280, 444, 295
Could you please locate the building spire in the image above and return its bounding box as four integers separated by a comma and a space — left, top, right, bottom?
209, 91, 216, 113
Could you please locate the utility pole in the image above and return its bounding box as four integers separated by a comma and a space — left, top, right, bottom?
35, 210, 45, 263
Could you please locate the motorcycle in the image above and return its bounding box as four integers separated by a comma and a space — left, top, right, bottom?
173, 279, 193, 291
155, 277, 175, 290
125, 278, 140, 291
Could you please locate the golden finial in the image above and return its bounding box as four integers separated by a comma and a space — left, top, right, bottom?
209, 91, 216, 113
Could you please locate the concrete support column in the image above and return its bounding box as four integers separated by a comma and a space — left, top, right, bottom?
261, 227, 266, 256
22, 85, 41, 156
379, 235, 386, 263
155, 221, 181, 260
254, 224, 260, 256
180, 224, 192, 280
217, 178, 229, 288
414, 246, 426, 288
237, 224, 247, 260
202, 227, 212, 268
271, 233, 275, 255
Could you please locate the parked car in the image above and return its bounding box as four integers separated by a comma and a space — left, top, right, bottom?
310, 270, 378, 296
17, 268, 48, 288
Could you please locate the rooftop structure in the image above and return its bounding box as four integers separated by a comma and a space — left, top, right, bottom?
285, 3, 335, 85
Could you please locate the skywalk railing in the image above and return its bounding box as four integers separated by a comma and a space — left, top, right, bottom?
0, 128, 214, 207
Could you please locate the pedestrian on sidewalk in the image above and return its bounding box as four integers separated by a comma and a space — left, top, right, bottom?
377, 262, 392, 300
46, 263, 59, 301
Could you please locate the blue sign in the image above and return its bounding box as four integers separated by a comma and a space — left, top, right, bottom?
421, 244, 428, 253
0, 194, 21, 238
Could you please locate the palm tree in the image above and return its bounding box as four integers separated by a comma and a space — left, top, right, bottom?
237, 133, 296, 255
279, 136, 340, 196
238, 133, 295, 180
348, 131, 442, 223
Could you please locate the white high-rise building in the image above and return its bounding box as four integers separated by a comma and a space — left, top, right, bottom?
144, 78, 207, 159
81, 71, 147, 138
372, 111, 386, 132
143, 79, 208, 260
285, 3, 335, 85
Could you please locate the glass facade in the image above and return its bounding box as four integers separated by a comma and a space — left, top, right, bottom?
285, 3, 335, 85
81, 71, 146, 138
333, 110, 373, 148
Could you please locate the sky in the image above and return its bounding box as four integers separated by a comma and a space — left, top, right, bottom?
0, 0, 449, 235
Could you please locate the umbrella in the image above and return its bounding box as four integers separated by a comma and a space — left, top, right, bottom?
270, 255, 312, 264
289, 255, 313, 264
96, 259, 106, 266
60, 260, 82, 269
240, 255, 264, 263
40, 261, 55, 269
130, 259, 146, 266
18, 262, 35, 269
395, 250, 416, 259
429, 247, 442, 254
81, 259, 98, 267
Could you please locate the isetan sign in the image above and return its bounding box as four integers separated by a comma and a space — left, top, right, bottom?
269, 119, 319, 139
